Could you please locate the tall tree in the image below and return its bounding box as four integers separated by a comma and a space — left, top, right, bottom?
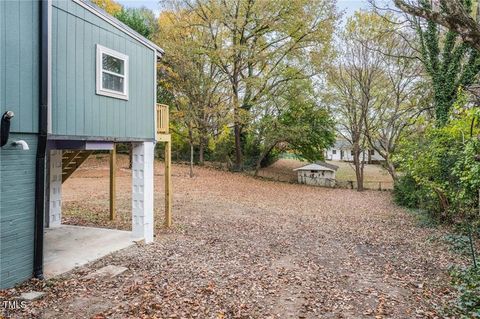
328, 12, 387, 191
156, 11, 229, 171
358, 14, 425, 181
175, 0, 337, 170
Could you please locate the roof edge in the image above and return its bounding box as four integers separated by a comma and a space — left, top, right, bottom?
293, 162, 339, 172
72, 0, 164, 56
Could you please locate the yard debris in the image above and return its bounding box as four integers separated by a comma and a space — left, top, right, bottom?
3, 156, 468, 318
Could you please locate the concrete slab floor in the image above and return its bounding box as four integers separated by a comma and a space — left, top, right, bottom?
44, 225, 134, 278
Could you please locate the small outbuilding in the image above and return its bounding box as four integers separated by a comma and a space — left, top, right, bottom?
293, 162, 339, 187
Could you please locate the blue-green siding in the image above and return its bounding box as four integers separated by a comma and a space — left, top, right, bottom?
0, 0, 39, 289
0, 0, 158, 289
0, 134, 38, 289
52, 0, 156, 140
0, 0, 40, 134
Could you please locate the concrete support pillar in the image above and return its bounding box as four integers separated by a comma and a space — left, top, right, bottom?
49, 150, 62, 227
131, 142, 154, 243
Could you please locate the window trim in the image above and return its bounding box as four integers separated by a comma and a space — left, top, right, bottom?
96, 44, 129, 100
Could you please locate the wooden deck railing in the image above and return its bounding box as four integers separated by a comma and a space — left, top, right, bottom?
156, 103, 169, 135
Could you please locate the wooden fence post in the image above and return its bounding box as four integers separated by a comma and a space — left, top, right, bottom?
110, 144, 116, 221
164, 139, 172, 227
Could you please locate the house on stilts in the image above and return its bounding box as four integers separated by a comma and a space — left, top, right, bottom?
0, 0, 172, 288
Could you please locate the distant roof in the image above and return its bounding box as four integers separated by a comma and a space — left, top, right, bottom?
315, 161, 340, 171
333, 139, 352, 149
293, 162, 339, 172
75, 0, 164, 56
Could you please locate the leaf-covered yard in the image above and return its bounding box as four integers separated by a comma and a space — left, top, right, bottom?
2, 155, 469, 318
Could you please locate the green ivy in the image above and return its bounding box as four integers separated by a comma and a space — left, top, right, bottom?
416, 0, 480, 127
449, 267, 480, 318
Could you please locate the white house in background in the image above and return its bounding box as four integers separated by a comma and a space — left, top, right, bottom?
325, 139, 385, 163
293, 162, 339, 188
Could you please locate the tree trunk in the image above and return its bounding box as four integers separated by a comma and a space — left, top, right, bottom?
188, 124, 194, 178
253, 143, 277, 177
190, 142, 194, 178
385, 159, 398, 182
434, 188, 450, 221
233, 92, 243, 171
199, 141, 205, 166
353, 142, 364, 191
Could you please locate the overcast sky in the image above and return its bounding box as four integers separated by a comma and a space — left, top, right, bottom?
117, 0, 375, 17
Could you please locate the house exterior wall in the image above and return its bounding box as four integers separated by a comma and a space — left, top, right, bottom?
0, 0, 40, 134
0, 134, 38, 289
51, 0, 156, 140
297, 170, 336, 187
325, 149, 343, 161
0, 0, 40, 289
326, 147, 385, 163
0, 0, 160, 289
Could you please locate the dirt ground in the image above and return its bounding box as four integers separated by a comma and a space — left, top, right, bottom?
256, 159, 394, 189
1, 155, 467, 318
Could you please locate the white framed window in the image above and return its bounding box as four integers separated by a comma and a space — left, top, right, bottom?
96, 44, 129, 100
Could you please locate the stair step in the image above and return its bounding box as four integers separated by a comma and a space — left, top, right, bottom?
61, 150, 93, 183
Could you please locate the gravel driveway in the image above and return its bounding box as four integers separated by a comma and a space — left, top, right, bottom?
1, 156, 464, 318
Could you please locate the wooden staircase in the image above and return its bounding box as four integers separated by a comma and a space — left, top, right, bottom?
62, 150, 94, 183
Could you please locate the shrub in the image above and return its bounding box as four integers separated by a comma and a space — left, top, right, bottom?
393, 174, 421, 209
393, 101, 480, 224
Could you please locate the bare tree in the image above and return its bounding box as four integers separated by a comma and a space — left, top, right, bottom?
328, 12, 392, 191
362, 20, 425, 181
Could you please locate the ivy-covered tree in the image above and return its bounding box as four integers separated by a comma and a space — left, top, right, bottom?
402, 0, 480, 126
393, 0, 480, 52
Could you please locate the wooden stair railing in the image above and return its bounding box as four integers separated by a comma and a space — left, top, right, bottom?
62, 150, 94, 183
156, 104, 169, 137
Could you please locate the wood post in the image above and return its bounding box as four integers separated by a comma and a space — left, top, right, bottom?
110, 144, 116, 221
164, 139, 172, 227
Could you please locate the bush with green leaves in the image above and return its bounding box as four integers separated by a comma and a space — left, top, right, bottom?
393, 173, 422, 209
394, 99, 480, 224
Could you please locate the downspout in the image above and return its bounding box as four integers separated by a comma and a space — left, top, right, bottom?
33, 0, 49, 279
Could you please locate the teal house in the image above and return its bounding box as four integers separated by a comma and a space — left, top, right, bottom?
0, 0, 168, 288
